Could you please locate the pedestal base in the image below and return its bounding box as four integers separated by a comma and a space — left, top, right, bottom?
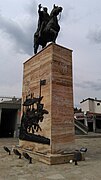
17, 147, 74, 165
20, 43, 75, 163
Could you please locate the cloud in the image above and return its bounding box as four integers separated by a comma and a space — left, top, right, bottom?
0, 83, 22, 97
0, 16, 31, 55
75, 80, 101, 91
60, 3, 73, 22
0, 0, 39, 97
25, 0, 37, 17
0, 2, 37, 56
87, 27, 101, 44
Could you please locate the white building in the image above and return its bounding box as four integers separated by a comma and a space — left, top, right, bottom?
80, 98, 101, 114
79, 98, 101, 133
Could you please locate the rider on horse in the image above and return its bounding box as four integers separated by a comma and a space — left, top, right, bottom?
36, 4, 50, 38
34, 4, 63, 54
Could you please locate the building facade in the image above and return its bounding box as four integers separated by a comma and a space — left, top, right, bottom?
78, 98, 101, 133
0, 97, 21, 138
80, 98, 101, 114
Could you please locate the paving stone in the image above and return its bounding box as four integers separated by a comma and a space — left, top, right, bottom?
0, 137, 101, 179
46, 174, 65, 179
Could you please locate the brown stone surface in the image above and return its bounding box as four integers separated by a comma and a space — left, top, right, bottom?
21, 43, 75, 156
51, 44, 75, 153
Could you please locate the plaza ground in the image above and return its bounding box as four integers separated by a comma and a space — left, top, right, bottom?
0, 135, 101, 180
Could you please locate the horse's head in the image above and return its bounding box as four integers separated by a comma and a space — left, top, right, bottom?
50, 5, 63, 18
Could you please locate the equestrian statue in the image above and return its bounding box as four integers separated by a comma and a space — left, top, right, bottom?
34, 4, 63, 54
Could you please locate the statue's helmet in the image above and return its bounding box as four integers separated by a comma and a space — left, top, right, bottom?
43, 7, 48, 12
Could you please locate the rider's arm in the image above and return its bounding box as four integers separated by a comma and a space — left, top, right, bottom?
38, 4, 42, 13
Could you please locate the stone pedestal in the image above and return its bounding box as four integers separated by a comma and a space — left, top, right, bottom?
20, 43, 75, 164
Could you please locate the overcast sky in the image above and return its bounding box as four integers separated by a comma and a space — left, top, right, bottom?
0, 0, 101, 107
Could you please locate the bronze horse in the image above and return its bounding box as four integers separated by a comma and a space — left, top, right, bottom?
34, 5, 63, 54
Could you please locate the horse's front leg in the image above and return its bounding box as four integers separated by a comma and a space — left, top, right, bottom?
42, 43, 46, 49
34, 43, 39, 54
50, 28, 58, 43
34, 33, 39, 54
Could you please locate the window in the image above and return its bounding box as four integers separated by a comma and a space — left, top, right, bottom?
97, 103, 100, 106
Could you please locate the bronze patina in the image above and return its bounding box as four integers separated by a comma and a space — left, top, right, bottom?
34, 4, 63, 54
